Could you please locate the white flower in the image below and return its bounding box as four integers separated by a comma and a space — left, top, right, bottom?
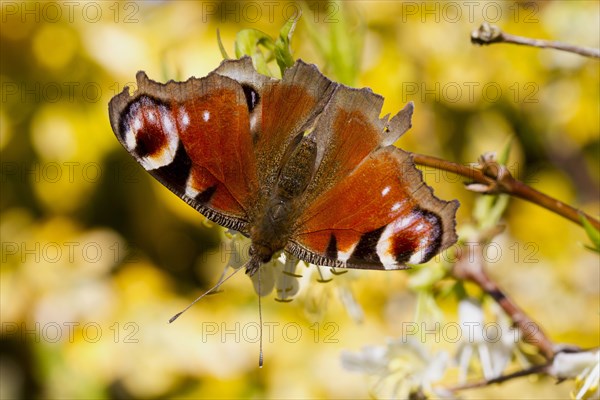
455, 298, 517, 383
273, 253, 302, 302
221, 232, 364, 316
337, 282, 364, 323
341, 344, 389, 375
221, 232, 304, 299
223, 229, 249, 270
549, 350, 599, 399
342, 337, 450, 398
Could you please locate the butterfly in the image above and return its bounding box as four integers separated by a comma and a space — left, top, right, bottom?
108, 57, 459, 277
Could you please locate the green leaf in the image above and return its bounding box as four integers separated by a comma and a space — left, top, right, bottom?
450, 281, 467, 300
474, 192, 509, 231
274, 11, 300, 75
216, 29, 230, 59
488, 193, 510, 225
580, 214, 600, 253
408, 262, 449, 291
474, 139, 513, 230
228, 13, 300, 79
414, 290, 444, 325
234, 28, 276, 76
159, 57, 170, 81
498, 136, 513, 165
159, 56, 181, 81
303, 1, 364, 85
486, 139, 512, 225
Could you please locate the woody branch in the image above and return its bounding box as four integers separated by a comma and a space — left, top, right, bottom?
471, 22, 600, 59
412, 153, 600, 231
427, 18, 597, 394
445, 234, 574, 392
451, 239, 556, 360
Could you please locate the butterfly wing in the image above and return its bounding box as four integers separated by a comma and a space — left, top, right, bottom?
108, 63, 263, 232
109, 57, 338, 235
216, 59, 336, 202
287, 81, 458, 270
109, 57, 458, 270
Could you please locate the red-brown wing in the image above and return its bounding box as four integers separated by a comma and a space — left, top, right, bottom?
304, 86, 413, 204
287, 82, 458, 269
108, 68, 258, 232
216, 59, 336, 199
290, 147, 458, 270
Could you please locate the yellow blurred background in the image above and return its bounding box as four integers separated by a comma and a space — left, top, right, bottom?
1, 1, 598, 398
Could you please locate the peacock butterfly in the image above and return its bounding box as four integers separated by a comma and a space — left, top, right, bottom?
108, 57, 459, 277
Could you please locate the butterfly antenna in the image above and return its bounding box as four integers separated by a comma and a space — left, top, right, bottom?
258, 265, 264, 368
213, 264, 230, 287
168, 266, 244, 323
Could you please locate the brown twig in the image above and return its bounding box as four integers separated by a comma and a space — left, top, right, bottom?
471, 22, 600, 59
445, 362, 550, 392
452, 245, 556, 360
412, 153, 600, 231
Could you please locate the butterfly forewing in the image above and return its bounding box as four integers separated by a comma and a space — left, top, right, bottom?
108, 70, 258, 232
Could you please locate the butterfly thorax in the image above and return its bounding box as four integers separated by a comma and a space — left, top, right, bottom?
247, 136, 318, 275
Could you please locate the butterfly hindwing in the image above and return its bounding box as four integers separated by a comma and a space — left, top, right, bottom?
286, 81, 458, 270
301, 84, 414, 206
289, 146, 457, 270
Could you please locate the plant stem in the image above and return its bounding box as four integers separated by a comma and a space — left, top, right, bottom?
445, 363, 550, 392
471, 22, 600, 58
412, 153, 600, 231
452, 250, 556, 361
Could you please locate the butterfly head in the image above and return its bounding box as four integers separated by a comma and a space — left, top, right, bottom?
245, 248, 265, 276
249, 241, 273, 263
247, 200, 295, 275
